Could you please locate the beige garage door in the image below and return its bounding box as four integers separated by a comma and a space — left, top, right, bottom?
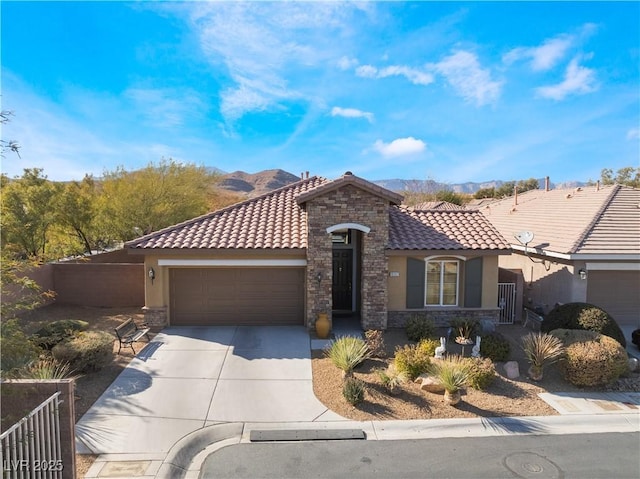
587, 270, 640, 327
170, 268, 305, 326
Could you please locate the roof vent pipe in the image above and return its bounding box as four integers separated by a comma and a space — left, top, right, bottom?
596, 180, 600, 191
301, 172, 304, 179
514, 186, 518, 205
545, 176, 550, 192
305, 171, 309, 179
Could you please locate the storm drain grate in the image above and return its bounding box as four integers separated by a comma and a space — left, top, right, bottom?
249, 429, 365, 442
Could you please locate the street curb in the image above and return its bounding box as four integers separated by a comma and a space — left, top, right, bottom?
155, 422, 243, 479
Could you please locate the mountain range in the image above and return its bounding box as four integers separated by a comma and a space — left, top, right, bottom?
213, 168, 585, 197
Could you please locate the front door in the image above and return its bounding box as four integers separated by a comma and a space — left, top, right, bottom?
332, 250, 353, 310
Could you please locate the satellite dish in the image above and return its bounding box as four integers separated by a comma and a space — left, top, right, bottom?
514, 231, 534, 246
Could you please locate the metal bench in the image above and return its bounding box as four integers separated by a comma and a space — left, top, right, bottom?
523, 308, 544, 331
114, 318, 150, 354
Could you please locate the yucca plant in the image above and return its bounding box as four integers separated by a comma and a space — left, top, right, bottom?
428, 355, 472, 405
326, 336, 371, 378
377, 364, 407, 394
342, 377, 366, 405
21, 357, 75, 380
521, 332, 564, 381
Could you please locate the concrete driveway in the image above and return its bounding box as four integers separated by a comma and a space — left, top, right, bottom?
76, 326, 345, 455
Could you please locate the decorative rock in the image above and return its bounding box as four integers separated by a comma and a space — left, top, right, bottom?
419, 376, 445, 394
628, 357, 639, 372
504, 361, 520, 379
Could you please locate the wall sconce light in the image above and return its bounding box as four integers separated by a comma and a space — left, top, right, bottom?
316, 272, 322, 284
148, 267, 156, 284
578, 268, 587, 280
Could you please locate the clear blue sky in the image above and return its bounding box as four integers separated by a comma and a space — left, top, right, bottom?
2, 1, 638, 184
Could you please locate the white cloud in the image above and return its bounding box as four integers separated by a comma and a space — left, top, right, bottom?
331, 107, 373, 122
503, 36, 573, 71
627, 128, 640, 140
431, 51, 502, 106
124, 87, 205, 128
373, 137, 426, 157
356, 64, 434, 86
536, 56, 597, 100
337, 56, 358, 70
356, 65, 378, 78
179, 2, 360, 123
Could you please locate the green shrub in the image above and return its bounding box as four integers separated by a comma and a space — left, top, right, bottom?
364, 330, 386, 358
32, 319, 89, 349
405, 314, 436, 342
394, 343, 431, 380
463, 357, 496, 390
326, 336, 370, 376
549, 328, 599, 345
542, 302, 626, 347
0, 319, 41, 378
417, 338, 440, 356
52, 331, 114, 373
479, 333, 511, 362
560, 334, 628, 387
342, 377, 366, 405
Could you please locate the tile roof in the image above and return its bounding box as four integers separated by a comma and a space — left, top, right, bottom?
410, 201, 465, 210
388, 206, 510, 250
469, 185, 640, 255
126, 176, 329, 250
126, 174, 510, 252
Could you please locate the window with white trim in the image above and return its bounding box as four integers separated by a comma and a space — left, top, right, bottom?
425, 260, 459, 306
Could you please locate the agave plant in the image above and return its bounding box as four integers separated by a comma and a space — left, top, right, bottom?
326, 336, 371, 378
521, 332, 564, 381
428, 355, 472, 405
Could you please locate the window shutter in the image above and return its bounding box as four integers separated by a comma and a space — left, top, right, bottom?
464, 257, 483, 307
406, 257, 425, 308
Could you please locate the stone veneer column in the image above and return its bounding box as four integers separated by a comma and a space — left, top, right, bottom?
305, 185, 389, 330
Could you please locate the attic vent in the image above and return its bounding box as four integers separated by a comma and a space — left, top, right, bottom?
344, 171, 353, 176
565, 193, 572, 199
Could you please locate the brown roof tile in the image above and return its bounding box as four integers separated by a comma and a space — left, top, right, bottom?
126, 176, 329, 250
126, 175, 509, 252
388, 207, 510, 250
410, 201, 465, 211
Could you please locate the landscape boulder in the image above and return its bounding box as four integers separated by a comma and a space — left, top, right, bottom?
415, 374, 445, 394
504, 361, 520, 379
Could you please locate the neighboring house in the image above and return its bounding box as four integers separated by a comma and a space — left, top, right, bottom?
469, 184, 640, 327
410, 201, 465, 210
126, 173, 510, 330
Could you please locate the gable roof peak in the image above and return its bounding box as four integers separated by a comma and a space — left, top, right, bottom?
295, 171, 404, 205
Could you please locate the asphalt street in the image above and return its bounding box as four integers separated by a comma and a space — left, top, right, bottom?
200, 432, 639, 479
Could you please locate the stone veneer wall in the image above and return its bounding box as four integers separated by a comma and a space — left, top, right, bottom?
305, 184, 390, 330
387, 309, 501, 328
143, 306, 168, 330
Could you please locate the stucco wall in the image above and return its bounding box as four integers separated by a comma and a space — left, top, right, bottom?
498, 252, 585, 314
387, 254, 500, 310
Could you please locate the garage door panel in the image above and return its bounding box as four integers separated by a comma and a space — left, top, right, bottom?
170, 268, 304, 326
587, 271, 640, 327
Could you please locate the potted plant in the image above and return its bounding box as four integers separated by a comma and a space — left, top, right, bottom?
449, 318, 478, 345
521, 332, 564, 381
428, 356, 472, 406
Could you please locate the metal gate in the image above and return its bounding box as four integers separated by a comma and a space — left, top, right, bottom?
0, 392, 63, 478
497, 282, 516, 324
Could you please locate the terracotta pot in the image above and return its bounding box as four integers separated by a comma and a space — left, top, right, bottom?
528, 365, 544, 381
315, 313, 331, 339
444, 389, 461, 406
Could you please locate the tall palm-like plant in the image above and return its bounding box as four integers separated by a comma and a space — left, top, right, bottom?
521, 332, 564, 381
428, 355, 472, 406
326, 336, 371, 378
